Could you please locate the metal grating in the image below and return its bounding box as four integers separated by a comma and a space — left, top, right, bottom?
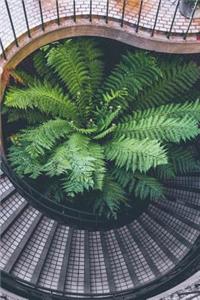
117, 225, 155, 283
0, 176, 13, 197
0, 207, 39, 269
38, 225, 69, 290
166, 188, 200, 208
0, 193, 26, 227
166, 176, 200, 189
104, 230, 133, 291
12, 216, 54, 282
140, 213, 188, 260
89, 231, 110, 293
149, 204, 199, 244
64, 230, 85, 293
130, 220, 174, 273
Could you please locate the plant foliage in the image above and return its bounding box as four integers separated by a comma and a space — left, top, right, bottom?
4, 39, 200, 219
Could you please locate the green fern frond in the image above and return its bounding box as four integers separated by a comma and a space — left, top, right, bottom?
105, 137, 168, 173
68, 120, 98, 135
47, 41, 92, 116
112, 167, 165, 200
4, 81, 78, 121
78, 39, 104, 92
89, 143, 106, 190
10, 69, 35, 86
93, 124, 116, 140
43, 142, 72, 177
8, 143, 44, 178
7, 109, 49, 124
20, 119, 71, 157
93, 175, 127, 219
132, 99, 200, 122
115, 115, 200, 142
169, 145, 200, 174
103, 52, 161, 105
33, 50, 50, 80
102, 88, 128, 106
62, 134, 104, 196
133, 173, 165, 200
135, 61, 200, 109
154, 163, 176, 180
96, 105, 121, 131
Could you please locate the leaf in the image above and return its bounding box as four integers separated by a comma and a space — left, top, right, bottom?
116, 115, 200, 142
105, 137, 168, 173
5, 81, 78, 121
93, 175, 127, 219
20, 119, 71, 157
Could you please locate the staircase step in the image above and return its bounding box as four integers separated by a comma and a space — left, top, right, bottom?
129, 220, 174, 274
117, 225, 155, 284
64, 229, 85, 294
152, 201, 200, 231
165, 176, 200, 190
0, 193, 27, 228
0, 177, 15, 202
140, 213, 188, 264
30, 221, 58, 285
165, 188, 200, 210
4, 212, 42, 273
0, 207, 41, 271
89, 231, 110, 294
0, 201, 28, 237
148, 204, 199, 245
103, 230, 134, 292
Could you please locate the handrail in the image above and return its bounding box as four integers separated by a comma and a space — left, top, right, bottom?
1, 0, 200, 60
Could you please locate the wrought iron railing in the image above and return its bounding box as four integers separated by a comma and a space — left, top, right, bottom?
0, 0, 200, 60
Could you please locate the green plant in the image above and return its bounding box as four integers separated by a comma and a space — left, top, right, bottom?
4, 39, 200, 219
184, 0, 200, 5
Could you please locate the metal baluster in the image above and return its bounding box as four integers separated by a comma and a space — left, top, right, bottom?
184, 0, 199, 40
136, 0, 144, 33
106, 0, 109, 23
4, 0, 19, 47
0, 38, 7, 60
167, 0, 180, 39
22, 0, 31, 38
121, 0, 126, 27
56, 0, 60, 25
90, 0, 92, 22
73, 0, 76, 22
38, 0, 45, 31
151, 0, 162, 37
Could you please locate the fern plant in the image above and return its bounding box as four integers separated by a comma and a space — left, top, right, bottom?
3, 39, 200, 219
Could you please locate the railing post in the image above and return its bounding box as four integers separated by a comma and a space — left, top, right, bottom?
184, 0, 199, 40
136, 0, 143, 33
0, 38, 7, 60
56, 0, 60, 25
167, 0, 180, 39
4, 0, 19, 47
89, 0, 92, 22
73, 0, 76, 22
21, 0, 31, 38
121, 0, 126, 27
38, 0, 45, 31
106, 0, 109, 24
151, 0, 162, 37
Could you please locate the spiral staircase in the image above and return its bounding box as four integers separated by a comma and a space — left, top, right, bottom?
0, 1, 200, 299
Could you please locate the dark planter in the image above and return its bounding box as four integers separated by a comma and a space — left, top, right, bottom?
179, 0, 200, 18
